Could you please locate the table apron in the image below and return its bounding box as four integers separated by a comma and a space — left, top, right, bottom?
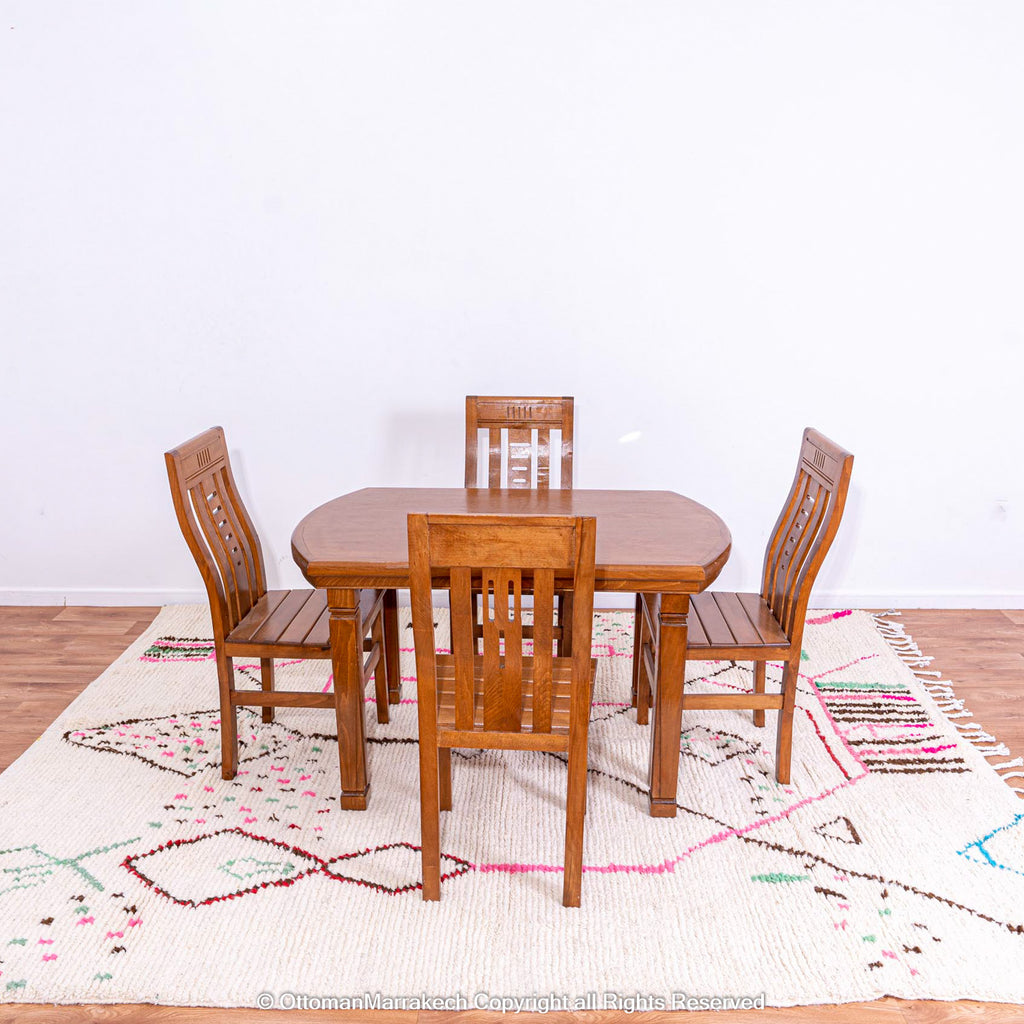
302, 573, 709, 594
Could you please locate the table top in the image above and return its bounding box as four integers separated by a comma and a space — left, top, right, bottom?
292, 488, 731, 593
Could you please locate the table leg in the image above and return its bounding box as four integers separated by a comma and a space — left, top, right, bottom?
647, 592, 689, 817
328, 587, 370, 810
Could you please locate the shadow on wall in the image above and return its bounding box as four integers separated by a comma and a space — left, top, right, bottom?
382, 411, 464, 487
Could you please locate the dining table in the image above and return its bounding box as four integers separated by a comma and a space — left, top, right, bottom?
291, 487, 731, 817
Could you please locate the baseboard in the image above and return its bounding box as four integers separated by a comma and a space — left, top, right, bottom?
1, 588, 1021, 610
809, 592, 1024, 610
0, 588, 206, 607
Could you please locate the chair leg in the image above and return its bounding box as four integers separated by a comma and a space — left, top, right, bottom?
557, 591, 574, 657
438, 748, 452, 811
562, 741, 588, 908
634, 597, 652, 725
383, 588, 401, 704
753, 661, 766, 728
630, 593, 642, 709
371, 611, 389, 724
216, 651, 239, 780
259, 658, 275, 724
419, 740, 442, 901
775, 658, 800, 785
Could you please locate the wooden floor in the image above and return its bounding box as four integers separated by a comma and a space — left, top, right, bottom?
0, 607, 1021, 1024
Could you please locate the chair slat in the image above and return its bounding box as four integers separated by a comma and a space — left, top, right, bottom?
450, 567, 477, 731
560, 401, 574, 489
249, 589, 317, 645
207, 471, 250, 616
507, 427, 533, 488
778, 484, 829, 635
464, 398, 480, 488
212, 466, 260, 617
690, 591, 734, 646
305, 601, 332, 648
712, 591, 763, 646
536, 428, 551, 488
191, 479, 246, 629
280, 589, 329, 646
684, 602, 709, 646
481, 569, 524, 732
735, 593, 789, 646
227, 590, 290, 642
776, 480, 819, 608
488, 428, 502, 488
532, 568, 555, 732
766, 470, 812, 611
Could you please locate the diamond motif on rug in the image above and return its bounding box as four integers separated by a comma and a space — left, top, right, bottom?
324, 843, 472, 894
63, 709, 292, 777
679, 724, 761, 766
123, 828, 322, 907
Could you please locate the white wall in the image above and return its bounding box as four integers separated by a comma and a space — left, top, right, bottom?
1, 2, 1021, 608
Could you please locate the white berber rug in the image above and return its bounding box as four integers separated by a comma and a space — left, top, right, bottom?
1, 607, 1022, 1011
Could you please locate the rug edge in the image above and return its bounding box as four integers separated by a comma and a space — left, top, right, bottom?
869, 610, 1024, 797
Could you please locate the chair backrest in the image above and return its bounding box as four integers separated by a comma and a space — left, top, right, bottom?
165, 427, 268, 642
464, 396, 574, 490
408, 513, 596, 736
761, 428, 854, 644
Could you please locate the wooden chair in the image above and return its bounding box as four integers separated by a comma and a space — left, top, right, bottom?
464, 395, 574, 490
632, 428, 854, 784
465, 395, 575, 655
408, 513, 597, 906
165, 426, 394, 781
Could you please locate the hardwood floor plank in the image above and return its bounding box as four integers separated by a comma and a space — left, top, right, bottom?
416, 1003, 912, 1024
901, 999, 1024, 1023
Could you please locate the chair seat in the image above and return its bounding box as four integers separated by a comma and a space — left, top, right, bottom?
642, 591, 791, 658
225, 588, 382, 658
434, 654, 596, 735
686, 591, 791, 653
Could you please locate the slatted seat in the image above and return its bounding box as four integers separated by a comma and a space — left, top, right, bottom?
676, 591, 790, 653
632, 428, 854, 784
225, 588, 381, 657
409, 512, 597, 906
465, 395, 576, 656
165, 426, 393, 781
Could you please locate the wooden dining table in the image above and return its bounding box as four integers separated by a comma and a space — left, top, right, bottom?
291, 487, 731, 817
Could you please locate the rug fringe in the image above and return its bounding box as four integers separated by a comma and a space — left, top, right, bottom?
870, 611, 1023, 797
